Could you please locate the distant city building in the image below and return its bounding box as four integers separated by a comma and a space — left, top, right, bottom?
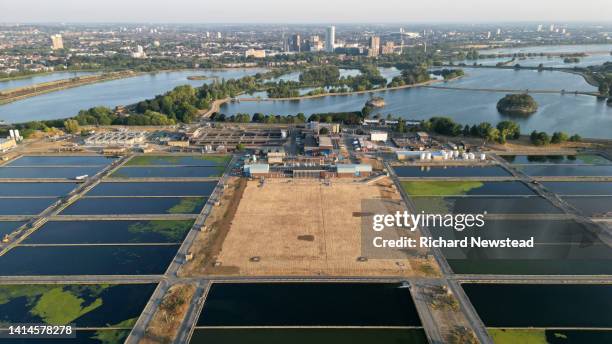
131, 45, 146, 58
486, 31, 491, 39
50, 34, 63, 50
245, 49, 266, 58
308, 35, 323, 52
537, 24, 543, 32
380, 41, 395, 55
549, 24, 555, 32
496, 28, 501, 35
288, 34, 301, 52
153, 40, 160, 47
368, 36, 380, 57
325, 26, 336, 53
216, 32, 222, 39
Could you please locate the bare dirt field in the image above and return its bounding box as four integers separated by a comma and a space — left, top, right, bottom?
209, 177, 439, 277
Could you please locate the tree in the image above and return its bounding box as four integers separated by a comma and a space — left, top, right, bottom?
63, 119, 80, 134
551, 131, 569, 144
569, 134, 582, 142
235, 143, 245, 151
319, 127, 330, 135
530, 130, 550, 146
496, 120, 521, 142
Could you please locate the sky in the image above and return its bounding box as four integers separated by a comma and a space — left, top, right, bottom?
1, 0, 611, 23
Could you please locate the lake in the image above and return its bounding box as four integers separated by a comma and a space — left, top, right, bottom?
0, 69, 267, 123
220, 68, 612, 138
0, 71, 98, 91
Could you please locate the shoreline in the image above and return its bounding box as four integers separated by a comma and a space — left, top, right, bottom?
236, 77, 453, 102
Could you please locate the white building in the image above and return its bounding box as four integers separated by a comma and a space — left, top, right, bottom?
132, 45, 146, 58
245, 49, 266, 58
51, 34, 63, 50
325, 26, 336, 53
370, 131, 388, 142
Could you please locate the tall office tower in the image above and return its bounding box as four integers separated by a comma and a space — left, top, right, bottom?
289, 34, 301, 52
368, 36, 380, 57
537, 24, 543, 32
50, 34, 64, 50
325, 26, 336, 53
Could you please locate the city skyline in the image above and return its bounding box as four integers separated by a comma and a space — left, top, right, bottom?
2, 0, 612, 23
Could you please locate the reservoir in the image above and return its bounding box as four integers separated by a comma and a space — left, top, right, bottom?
6, 155, 116, 166
220, 68, 612, 138
23, 220, 194, 244
0, 166, 106, 179
401, 181, 534, 196
190, 328, 428, 344
501, 154, 611, 165
411, 196, 561, 214
0, 71, 98, 91
87, 181, 216, 197
0, 221, 25, 236
518, 165, 612, 177
463, 283, 612, 327
0, 198, 57, 215
0, 245, 178, 275
197, 282, 421, 327
393, 165, 510, 178
0, 283, 156, 327
543, 182, 612, 195
0, 182, 77, 196
0, 68, 266, 123
61, 196, 207, 215
112, 166, 224, 178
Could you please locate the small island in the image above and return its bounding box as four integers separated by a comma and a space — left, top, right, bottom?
366, 96, 385, 108
496, 93, 538, 115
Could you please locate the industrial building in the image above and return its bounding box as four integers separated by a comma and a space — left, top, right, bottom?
243, 163, 270, 177
0, 137, 16, 152
84, 131, 147, 146
336, 164, 372, 177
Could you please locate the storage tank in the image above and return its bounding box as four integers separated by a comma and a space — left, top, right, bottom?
462, 153, 468, 160
480, 153, 486, 161
426, 152, 432, 160
453, 150, 459, 158
468, 153, 475, 160
420, 153, 426, 160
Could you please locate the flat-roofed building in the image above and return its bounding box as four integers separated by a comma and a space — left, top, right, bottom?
244, 163, 270, 177
336, 164, 373, 177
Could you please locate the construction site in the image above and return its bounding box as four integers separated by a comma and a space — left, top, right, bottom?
200, 177, 438, 277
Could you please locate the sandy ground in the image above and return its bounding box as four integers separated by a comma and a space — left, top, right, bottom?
211, 177, 439, 277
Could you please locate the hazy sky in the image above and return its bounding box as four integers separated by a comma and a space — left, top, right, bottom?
2, 0, 611, 23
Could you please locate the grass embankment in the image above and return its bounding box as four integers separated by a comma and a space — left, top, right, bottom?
128, 220, 194, 242
489, 329, 547, 344
125, 155, 230, 166
401, 181, 484, 196
168, 197, 207, 214
0, 284, 109, 325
